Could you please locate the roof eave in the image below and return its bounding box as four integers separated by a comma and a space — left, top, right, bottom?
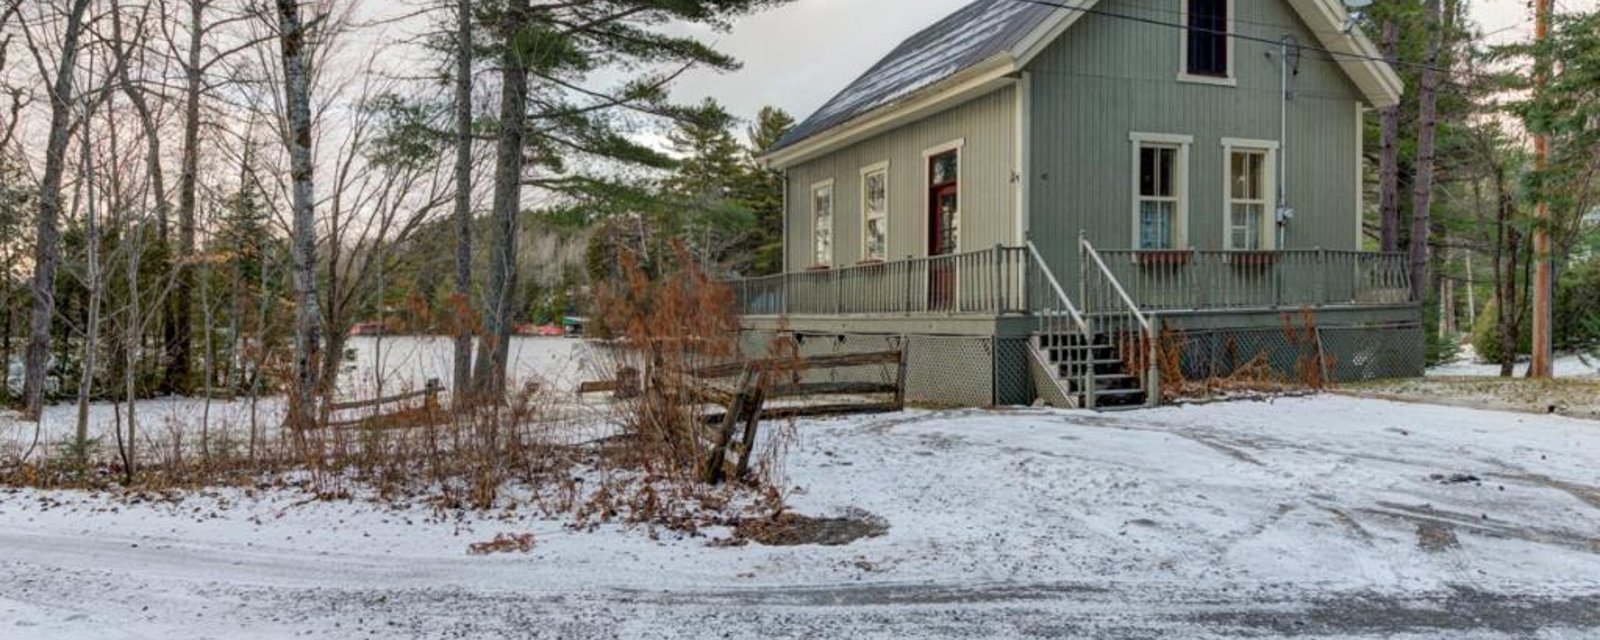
1288, 0, 1405, 108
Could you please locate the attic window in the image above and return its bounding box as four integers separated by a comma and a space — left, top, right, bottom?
1186, 0, 1229, 78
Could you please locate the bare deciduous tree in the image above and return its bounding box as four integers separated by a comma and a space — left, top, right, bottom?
23, 0, 94, 420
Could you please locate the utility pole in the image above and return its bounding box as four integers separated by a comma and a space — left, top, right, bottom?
1530, 0, 1554, 379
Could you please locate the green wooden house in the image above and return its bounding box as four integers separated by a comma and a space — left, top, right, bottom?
727, 0, 1420, 408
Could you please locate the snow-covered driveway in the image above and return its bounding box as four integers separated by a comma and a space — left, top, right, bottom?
4, 396, 1600, 638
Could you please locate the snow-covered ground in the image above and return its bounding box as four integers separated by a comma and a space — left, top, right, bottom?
339, 335, 596, 396
4, 396, 1600, 638
0, 337, 596, 455
1428, 346, 1600, 379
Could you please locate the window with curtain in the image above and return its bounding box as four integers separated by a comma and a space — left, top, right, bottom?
1228, 148, 1270, 250
1138, 145, 1181, 249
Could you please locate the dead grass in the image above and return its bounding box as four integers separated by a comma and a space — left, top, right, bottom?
1157, 310, 1332, 402
468, 532, 537, 555
1342, 377, 1600, 421
728, 508, 889, 547
0, 247, 794, 537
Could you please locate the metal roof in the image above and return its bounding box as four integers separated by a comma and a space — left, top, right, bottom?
771, 0, 1055, 152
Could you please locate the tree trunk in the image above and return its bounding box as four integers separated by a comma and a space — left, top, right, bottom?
471, 0, 530, 401
74, 95, 100, 458
24, 0, 93, 419
1495, 180, 1521, 378
1377, 20, 1401, 254
166, 0, 206, 396
452, 0, 475, 399
277, 0, 323, 429
1409, 0, 1443, 303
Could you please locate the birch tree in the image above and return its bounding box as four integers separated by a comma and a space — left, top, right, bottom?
274, 0, 321, 429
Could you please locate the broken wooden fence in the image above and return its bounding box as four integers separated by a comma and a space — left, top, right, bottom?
685, 349, 907, 484
325, 378, 445, 430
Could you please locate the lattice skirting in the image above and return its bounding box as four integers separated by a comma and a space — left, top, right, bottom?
1160, 321, 1424, 384
737, 321, 1422, 408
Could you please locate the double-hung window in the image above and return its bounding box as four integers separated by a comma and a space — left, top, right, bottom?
1132, 133, 1191, 250
1223, 139, 1277, 250
812, 180, 835, 267
861, 163, 889, 262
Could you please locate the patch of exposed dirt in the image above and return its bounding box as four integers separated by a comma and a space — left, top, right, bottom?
733, 509, 889, 547
1416, 522, 1461, 553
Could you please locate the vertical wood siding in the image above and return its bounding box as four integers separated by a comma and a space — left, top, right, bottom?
1026, 0, 1366, 278
784, 87, 1018, 272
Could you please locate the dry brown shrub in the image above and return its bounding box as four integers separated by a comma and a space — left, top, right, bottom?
1157, 310, 1332, 402
2, 246, 795, 541
590, 244, 793, 492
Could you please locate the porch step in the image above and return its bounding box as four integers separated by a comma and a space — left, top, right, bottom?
1091, 387, 1148, 408
1061, 373, 1141, 394
1032, 331, 1150, 410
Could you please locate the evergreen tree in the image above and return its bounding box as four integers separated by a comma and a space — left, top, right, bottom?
666, 98, 754, 270
470, 0, 794, 397
739, 106, 793, 276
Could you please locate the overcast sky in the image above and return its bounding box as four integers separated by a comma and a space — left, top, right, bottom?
663, 0, 1598, 129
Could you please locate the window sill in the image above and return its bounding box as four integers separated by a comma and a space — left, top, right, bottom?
855, 259, 886, 266
1176, 73, 1237, 87
806, 264, 832, 272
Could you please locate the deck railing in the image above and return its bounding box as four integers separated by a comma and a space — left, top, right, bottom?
1088, 248, 1412, 312
730, 245, 1030, 316
728, 246, 1412, 317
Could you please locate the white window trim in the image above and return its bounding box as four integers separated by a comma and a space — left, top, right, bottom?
1221, 138, 1279, 250
859, 161, 891, 263
1177, 0, 1237, 87
811, 179, 836, 267
922, 139, 965, 255
1130, 132, 1193, 250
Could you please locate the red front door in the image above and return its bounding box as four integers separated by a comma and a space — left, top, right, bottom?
928, 152, 959, 311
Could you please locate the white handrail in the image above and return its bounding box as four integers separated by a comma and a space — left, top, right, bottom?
1080, 238, 1152, 334
1025, 241, 1092, 336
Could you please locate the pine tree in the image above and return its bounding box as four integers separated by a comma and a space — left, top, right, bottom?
666, 98, 753, 270
740, 106, 793, 276
469, 0, 794, 398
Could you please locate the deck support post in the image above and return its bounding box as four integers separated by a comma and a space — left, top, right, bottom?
1145, 316, 1161, 407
